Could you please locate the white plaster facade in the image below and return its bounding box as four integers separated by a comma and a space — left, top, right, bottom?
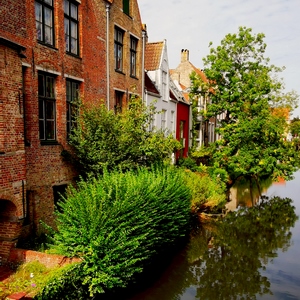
144, 40, 179, 137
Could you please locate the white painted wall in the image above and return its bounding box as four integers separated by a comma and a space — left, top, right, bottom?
144, 40, 178, 137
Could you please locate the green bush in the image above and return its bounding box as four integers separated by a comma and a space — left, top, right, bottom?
34, 263, 87, 300
39, 166, 192, 298
183, 170, 226, 213
67, 98, 181, 176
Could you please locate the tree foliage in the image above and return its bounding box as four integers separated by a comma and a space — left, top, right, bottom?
190, 26, 299, 186
290, 117, 300, 137
67, 98, 181, 177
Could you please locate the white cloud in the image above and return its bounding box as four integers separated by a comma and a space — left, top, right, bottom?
139, 0, 300, 116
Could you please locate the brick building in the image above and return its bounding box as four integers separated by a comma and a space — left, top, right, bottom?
0, 0, 145, 261
106, 0, 145, 112
171, 49, 217, 148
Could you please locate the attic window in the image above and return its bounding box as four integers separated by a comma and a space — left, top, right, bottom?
123, 0, 130, 15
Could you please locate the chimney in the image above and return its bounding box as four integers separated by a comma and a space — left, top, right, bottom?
181, 49, 189, 62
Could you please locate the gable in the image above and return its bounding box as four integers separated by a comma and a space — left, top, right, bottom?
145, 41, 164, 71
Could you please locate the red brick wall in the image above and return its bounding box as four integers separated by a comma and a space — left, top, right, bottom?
108, 0, 144, 109
0, 0, 144, 243
0, 241, 15, 262
0, 0, 108, 236
0, 0, 27, 38
8, 248, 81, 269
0, 43, 27, 248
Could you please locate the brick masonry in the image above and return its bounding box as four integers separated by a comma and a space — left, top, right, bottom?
8, 248, 81, 269
0, 0, 144, 257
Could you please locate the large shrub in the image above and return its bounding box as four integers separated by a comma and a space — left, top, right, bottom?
183, 170, 226, 213
66, 98, 181, 176
39, 166, 191, 298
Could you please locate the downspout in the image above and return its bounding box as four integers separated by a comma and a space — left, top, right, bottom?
106, 3, 110, 109
22, 180, 26, 220
141, 27, 146, 102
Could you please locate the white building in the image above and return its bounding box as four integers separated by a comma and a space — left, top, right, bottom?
144, 40, 181, 136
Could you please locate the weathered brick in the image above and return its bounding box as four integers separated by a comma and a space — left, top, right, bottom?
0, 0, 144, 248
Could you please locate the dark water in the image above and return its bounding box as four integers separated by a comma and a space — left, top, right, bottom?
129, 171, 300, 300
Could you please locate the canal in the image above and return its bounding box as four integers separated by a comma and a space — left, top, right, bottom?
129, 171, 300, 300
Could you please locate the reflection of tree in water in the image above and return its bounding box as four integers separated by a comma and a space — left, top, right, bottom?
190, 196, 298, 300
128, 197, 297, 300
231, 176, 273, 207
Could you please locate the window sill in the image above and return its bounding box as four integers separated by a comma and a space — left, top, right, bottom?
66, 52, 81, 59
115, 69, 126, 75
37, 41, 58, 51
40, 140, 60, 146
130, 75, 138, 80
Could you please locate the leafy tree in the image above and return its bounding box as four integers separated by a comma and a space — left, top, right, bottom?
290, 117, 300, 137
66, 98, 181, 177
190, 26, 299, 187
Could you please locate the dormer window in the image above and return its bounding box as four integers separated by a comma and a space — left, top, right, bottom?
123, 0, 130, 15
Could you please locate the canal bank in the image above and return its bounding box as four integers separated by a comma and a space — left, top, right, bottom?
128, 171, 300, 300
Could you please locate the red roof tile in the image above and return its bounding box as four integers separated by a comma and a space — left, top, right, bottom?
145, 41, 164, 71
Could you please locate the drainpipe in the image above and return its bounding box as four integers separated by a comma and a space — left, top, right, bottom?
106, 3, 110, 109
141, 27, 147, 102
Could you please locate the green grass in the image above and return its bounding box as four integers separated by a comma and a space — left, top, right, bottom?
0, 261, 52, 299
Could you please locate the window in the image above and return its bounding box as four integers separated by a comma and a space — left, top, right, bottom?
114, 27, 124, 72
115, 91, 124, 113
149, 111, 156, 131
171, 110, 175, 136
66, 79, 79, 138
130, 36, 137, 77
38, 73, 56, 142
64, 0, 79, 55
35, 0, 54, 46
123, 0, 130, 15
162, 71, 167, 100
161, 109, 167, 130
180, 120, 185, 147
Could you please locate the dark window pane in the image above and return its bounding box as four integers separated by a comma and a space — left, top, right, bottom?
64, 1, 79, 55
66, 80, 71, 101
123, 0, 130, 15
39, 120, 45, 139
39, 100, 44, 118
46, 76, 54, 98
46, 100, 55, 119
46, 120, 55, 139
66, 79, 79, 137
38, 74, 44, 96
38, 72, 56, 142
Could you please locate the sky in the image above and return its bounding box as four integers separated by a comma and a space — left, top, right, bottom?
138, 0, 300, 117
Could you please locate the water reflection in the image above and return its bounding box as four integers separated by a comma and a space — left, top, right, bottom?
227, 176, 273, 210
130, 194, 298, 300
189, 197, 297, 299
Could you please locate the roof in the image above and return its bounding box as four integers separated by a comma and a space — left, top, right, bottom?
145, 41, 164, 71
